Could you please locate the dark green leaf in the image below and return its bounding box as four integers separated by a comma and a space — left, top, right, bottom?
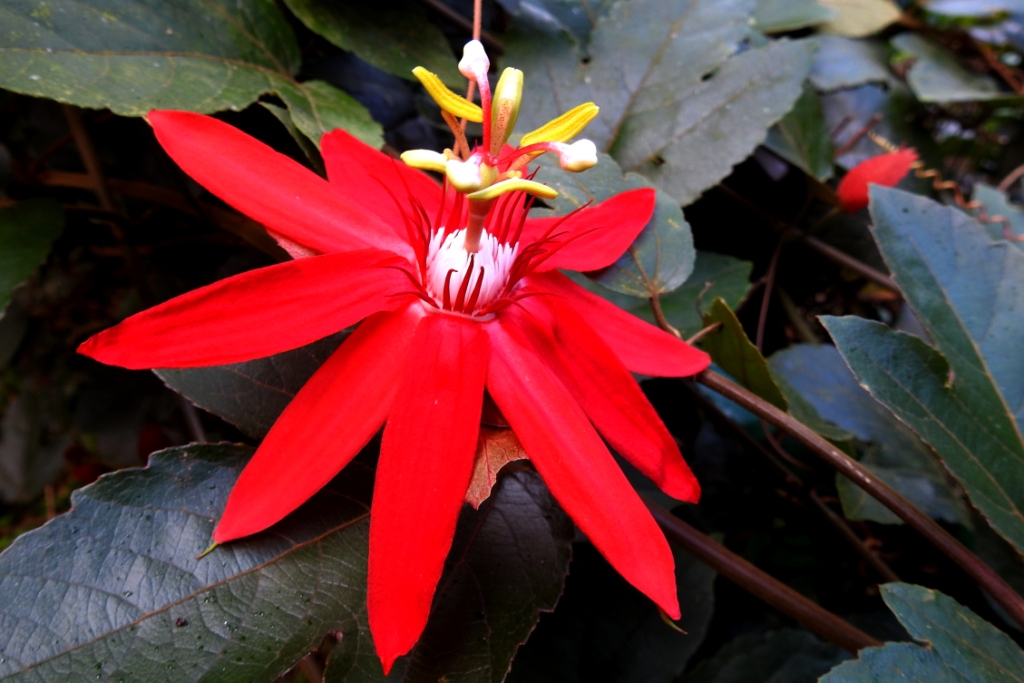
822, 186, 1024, 552
505, 541, 715, 683
157, 331, 348, 439
822, 583, 1024, 682
367, 469, 574, 683
769, 344, 971, 526
0, 198, 63, 314
0, 0, 381, 146
283, 0, 462, 88
678, 629, 849, 683
507, 0, 814, 206
495, 0, 614, 48
639, 250, 753, 338
0, 445, 573, 683
533, 152, 695, 298
891, 33, 1006, 103
763, 84, 835, 181
700, 298, 788, 411
0, 443, 378, 681
810, 36, 892, 92
754, 0, 835, 32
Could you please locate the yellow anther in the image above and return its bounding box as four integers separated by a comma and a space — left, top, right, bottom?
491, 67, 524, 156
401, 149, 448, 174
468, 178, 558, 201
412, 66, 483, 122
521, 102, 600, 146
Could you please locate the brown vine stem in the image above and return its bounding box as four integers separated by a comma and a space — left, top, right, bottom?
646, 501, 881, 653
696, 369, 1024, 631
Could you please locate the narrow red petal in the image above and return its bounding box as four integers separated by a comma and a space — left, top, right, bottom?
79, 249, 412, 369
148, 111, 413, 258
485, 319, 680, 619
527, 272, 711, 377
836, 148, 918, 213
518, 188, 655, 272
321, 129, 443, 229
214, 305, 423, 543
513, 297, 700, 502
368, 313, 488, 673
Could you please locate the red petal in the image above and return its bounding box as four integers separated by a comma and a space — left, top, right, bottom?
321, 130, 443, 232
518, 188, 655, 272
79, 249, 413, 369
836, 148, 918, 213
148, 111, 413, 258
528, 272, 710, 377
214, 305, 423, 543
514, 296, 700, 502
368, 313, 488, 673
485, 319, 680, 619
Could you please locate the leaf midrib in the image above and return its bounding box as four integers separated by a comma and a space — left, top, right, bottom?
11, 504, 369, 675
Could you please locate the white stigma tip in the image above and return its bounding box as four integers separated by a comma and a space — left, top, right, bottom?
459, 40, 490, 81
557, 140, 598, 172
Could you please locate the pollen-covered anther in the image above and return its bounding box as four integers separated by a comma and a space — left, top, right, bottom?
425, 227, 517, 314
446, 154, 498, 193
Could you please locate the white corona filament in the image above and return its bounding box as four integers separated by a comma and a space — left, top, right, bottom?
425, 228, 517, 313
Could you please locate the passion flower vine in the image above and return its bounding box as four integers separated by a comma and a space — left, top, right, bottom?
79, 40, 710, 672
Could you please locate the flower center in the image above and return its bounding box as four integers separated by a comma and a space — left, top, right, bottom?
424, 227, 517, 315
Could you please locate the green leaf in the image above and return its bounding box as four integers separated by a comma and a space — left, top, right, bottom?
818, 0, 902, 37
641, 250, 753, 338
822, 583, 1024, 682
495, 0, 615, 48
0, 0, 381, 146
157, 331, 349, 439
276, 79, 384, 149
533, 152, 695, 298
769, 344, 971, 526
282, 0, 462, 88
0, 445, 573, 682
972, 184, 1024, 245
505, 541, 715, 683
0, 198, 63, 314
507, 0, 814, 206
822, 186, 1024, 552
891, 33, 1006, 103
700, 298, 788, 411
678, 629, 849, 683
810, 36, 892, 92
754, 0, 835, 32
763, 84, 835, 181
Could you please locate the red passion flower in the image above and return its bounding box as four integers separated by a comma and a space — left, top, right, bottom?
836, 147, 919, 212
79, 40, 710, 672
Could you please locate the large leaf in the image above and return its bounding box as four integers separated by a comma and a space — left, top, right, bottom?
157, 331, 349, 439
678, 628, 848, 683
821, 583, 1024, 682
892, 33, 1005, 103
0, 199, 63, 314
810, 36, 892, 92
754, 0, 835, 32
505, 541, 715, 683
769, 344, 971, 526
495, 0, 615, 48
507, 0, 814, 206
0, 0, 381, 146
763, 84, 835, 181
533, 152, 695, 298
282, 0, 462, 88
973, 184, 1024, 245
0, 444, 573, 682
820, 186, 1024, 553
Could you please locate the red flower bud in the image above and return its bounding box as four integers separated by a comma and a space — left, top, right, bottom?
836, 148, 919, 212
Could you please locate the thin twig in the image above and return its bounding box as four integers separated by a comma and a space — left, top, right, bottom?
416, 0, 503, 54
649, 291, 680, 339
808, 490, 901, 583
696, 369, 1024, 632
756, 239, 784, 350
63, 106, 115, 212
801, 234, 899, 293
999, 163, 1024, 193
832, 114, 883, 158
646, 501, 882, 653
777, 288, 820, 345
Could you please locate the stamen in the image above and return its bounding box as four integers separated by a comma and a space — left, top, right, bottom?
465, 266, 486, 311
453, 255, 476, 310
443, 269, 456, 310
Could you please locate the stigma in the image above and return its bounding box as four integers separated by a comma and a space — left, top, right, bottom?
424, 227, 517, 315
